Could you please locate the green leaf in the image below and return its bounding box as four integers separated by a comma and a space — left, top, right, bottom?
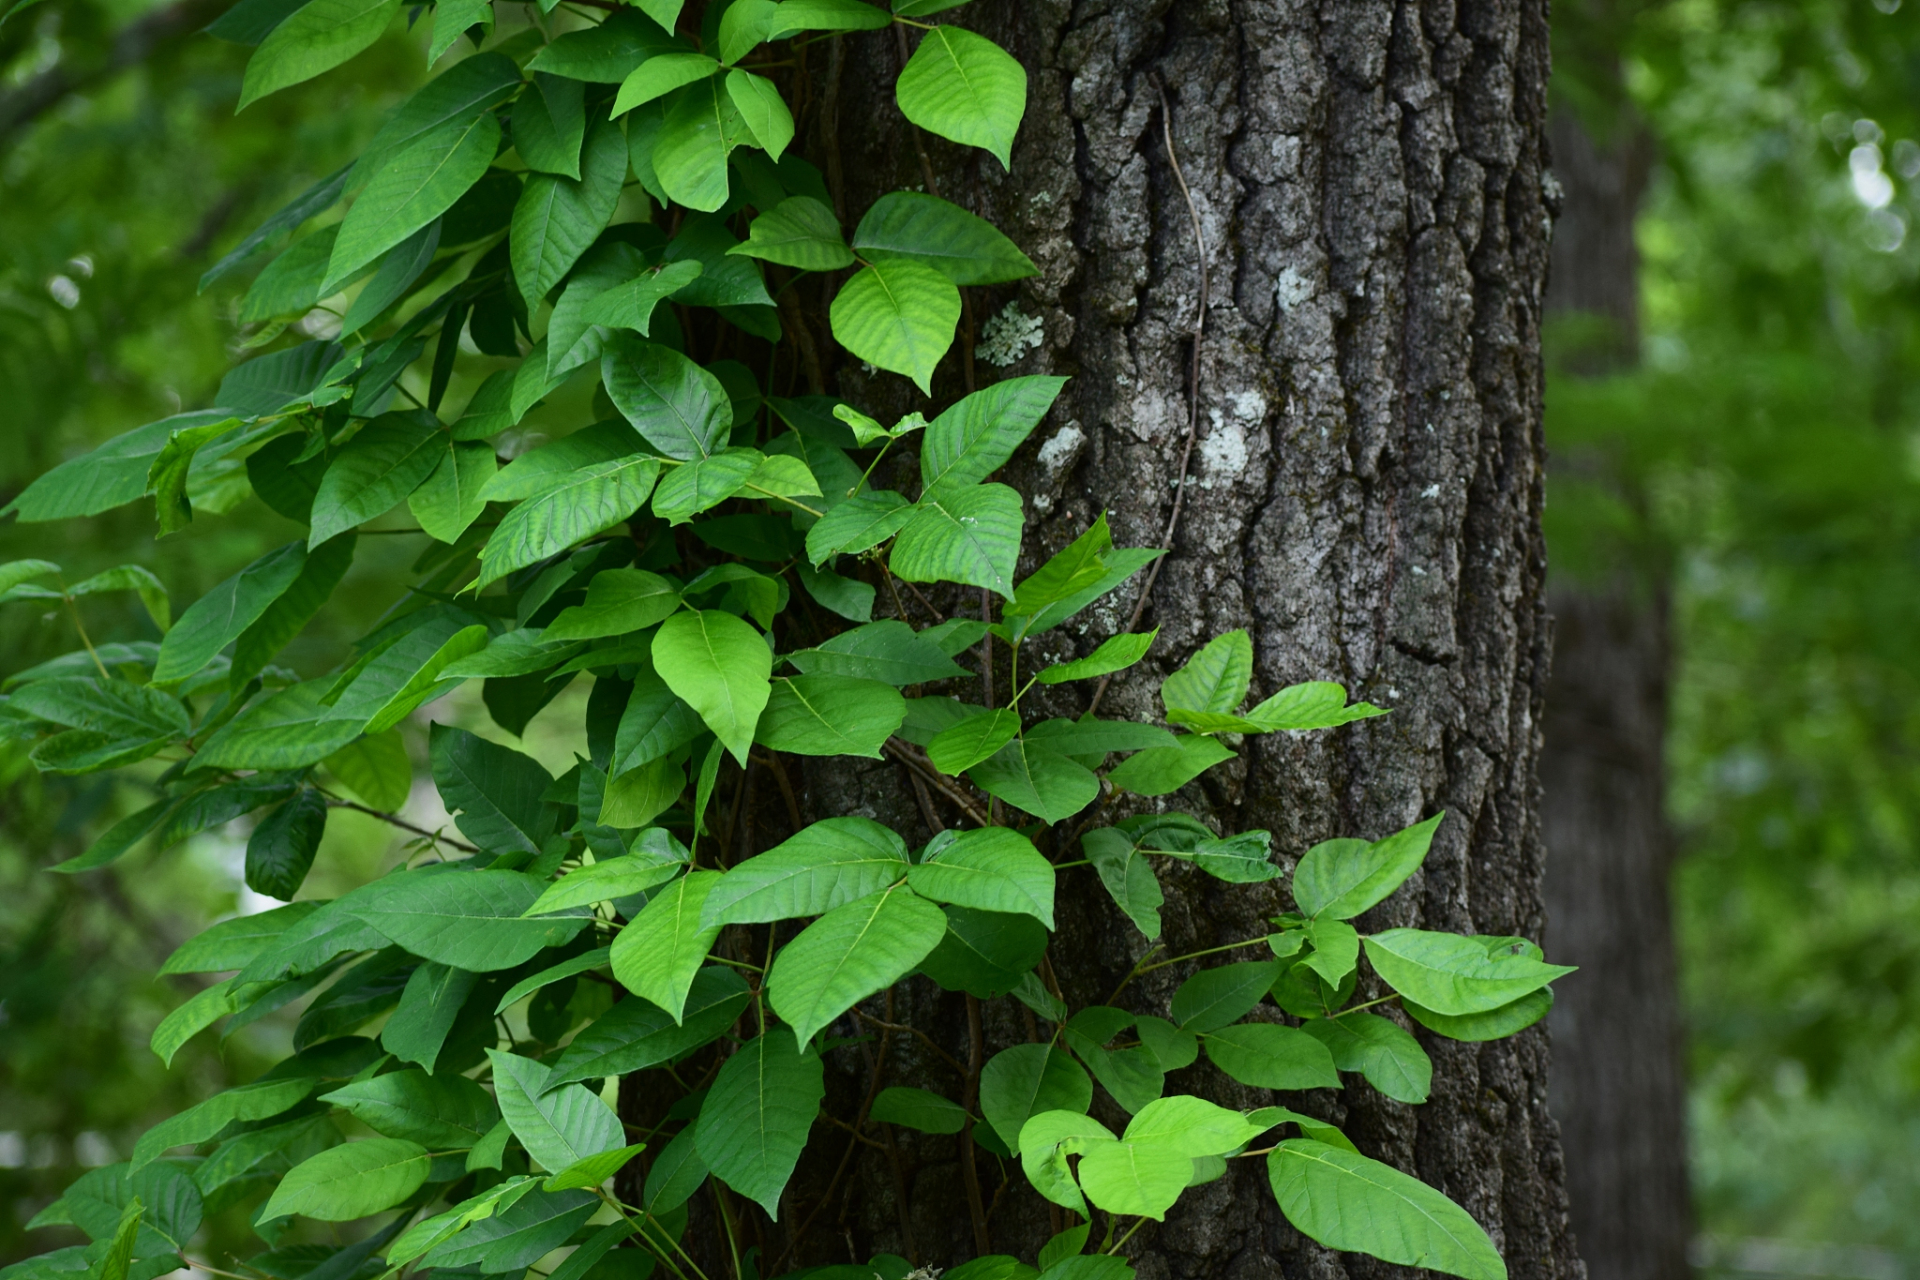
642, 1129, 707, 1215
246, 790, 328, 900
704, 816, 909, 925
715, 0, 774, 61
543, 570, 682, 641
1293, 814, 1443, 920
654, 78, 746, 212
1081, 828, 1163, 938
920, 375, 1068, 500
261, 1138, 430, 1221
544, 966, 749, 1086
1075, 1138, 1191, 1221
320, 1069, 499, 1147
309, 414, 445, 546
429, 723, 558, 854
233, 532, 356, 686
324, 112, 497, 291
131, 1078, 316, 1169
477, 454, 663, 588
787, 620, 962, 686
240, 226, 340, 322
610, 870, 722, 1021
612, 51, 717, 114
767, 0, 892, 36
1161, 630, 1252, 717
97, 1198, 142, 1280
1006, 547, 1159, 641
336, 220, 439, 336
892, 483, 1024, 598
419, 1187, 599, 1272
384, 962, 478, 1071
239, 0, 399, 110
1, 412, 212, 522
968, 738, 1098, 824
191, 683, 363, 771
1169, 961, 1284, 1033
1300, 1013, 1432, 1104
513, 73, 586, 179
755, 675, 905, 758
1201, 1023, 1339, 1090
326, 620, 488, 736
805, 490, 914, 565
1241, 680, 1389, 731
729, 196, 852, 270
1267, 1140, 1507, 1280
584, 260, 704, 337
693, 1033, 824, 1219
1361, 930, 1575, 1016
652, 609, 771, 765
161, 902, 320, 975
526, 858, 681, 916
1401, 988, 1552, 1042
894, 25, 1025, 168
1302, 917, 1359, 987
488, 1049, 625, 1173
1015, 1109, 1111, 1216
649, 449, 761, 524
768, 883, 946, 1045
907, 827, 1054, 926
1105, 734, 1236, 796
1122, 1096, 1267, 1158
917, 904, 1048, 998
870, 1087, 967, 1135
852, 192, 1037, 284
980, 1044, 1092, 1152
495, 948, 610, 1015
148, 543, 302, 683
1024, 717, 1178, 758
545, 1143, 646, 1191
351, 53, 522, 185
828, 258, 959, 393
726, 69, 794, 160
926, 708, 1020, 776
408, 439, 497, 543
526, 10, 680, 81
603, 339, 734, 460
352, 870, 589, 970
512, 119, 628, 306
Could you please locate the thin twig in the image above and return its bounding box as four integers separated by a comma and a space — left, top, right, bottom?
1090, 79, 1211, 717
959, 993, 992, 1253
325, 798, 480, 853
883, 738, 990, 827
850, 1009, 969, 1076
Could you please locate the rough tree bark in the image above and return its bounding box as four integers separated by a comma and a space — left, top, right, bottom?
623, 3, 1583, 1277
1538, 88, 1694, 1280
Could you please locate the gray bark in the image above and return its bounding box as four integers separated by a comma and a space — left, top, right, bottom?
629, 2, 1581, 1276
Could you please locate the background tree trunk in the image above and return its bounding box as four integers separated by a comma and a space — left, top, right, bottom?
629, 4, 1581, 1277
1538, 52, 1695, 1280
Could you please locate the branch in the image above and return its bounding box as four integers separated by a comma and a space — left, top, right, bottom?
0, 0, 232, 148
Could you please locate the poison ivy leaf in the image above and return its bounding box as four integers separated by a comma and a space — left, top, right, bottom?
320, 1070, 499, 1147
131, 1078, 317, 1169
240, 225, 341, 322
610, 871, 722, 1021
1007, 547, 1160, 641
1240, 680, 1389, 732
324, 619, 488, 735
192, 682, 363, 771
980, 1044, 1092, 1152
786, 620, 962, 686
1302, 917, 1360, 987
513, 119, 628, 307
725, 68, 793, 159
1293, 814, 1444, 920
767, 883, 947, 1045
767, 0, 892, 36
512, 73, 586, 178
384, 962, 478, 1071
544, 966, 749, 1087
429, 724, 557, 854
308, 413, 444, 546
544, 1143, 646, 1192
829, 257, 959, 393
1169, 961, 1284, 1033
543, 570, 682, 641
150, 542, 304, 683
1075, 1138, 1191, 1221
650, 449, 761, 524
870, 1087, 968, 1135
693, 1034, 824, 1219
246, 790, 328, 901
895, 25, 1025, 168
1122, 1095, 1266, 1158
1161, 630, 1252, 718
526, 9, 681, 81
612, 51, 717, 114
715, 0, 774, 61
1267, 1141, 1507, 1280
233, 531, 355, 684
704, 817, 909, 925
652, 609, 770, 765
239, 0, 400, 109
916, 904, 1047, 998
804, 490, 913, 565
796, 561, 875, 622
1024, 717, 1178, 758
406, 438, 496, 543
1361, 931, 1574, 1016
260, 1138, 430, 1221
920, 376, 1068, 501
1401, 989, 1553, 1042
754, 674, 905, 758
892, 483, 1024, 598
603, 339, 733, 460
351, 52, 522, 185
419, 1187, 599, 1271
477, 454, 663, 588
1201, 1023, 1339, 1090
525, 857, 682, 916
581, 259, 703, 344
487, 1050, 624, 1173
1081, 828, 1163, 938
907, 827, 1053, 926
728, 196, 851, 270
926, 708, 1020, 775
1300, 1013, 1432, 1104
968, 738, 1098, 823
641, 1129, 706, 1215
853, 192, 1037, 284
1105, 735, 1236, 796
654, 78, 747, 212
352, 870, 589, 970
495, 949, 612, 1016
324, 113, 497, 291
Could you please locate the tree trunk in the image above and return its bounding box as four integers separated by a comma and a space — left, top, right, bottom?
1538, 98, 1694, 1280
635, 3, 1580, 1276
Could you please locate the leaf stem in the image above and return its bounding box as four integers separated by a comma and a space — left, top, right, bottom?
1135, 936, 1273, 974
1329, 993, 1399, 1018
1106, 1216, 1151, 1255
62, 593, 110, 679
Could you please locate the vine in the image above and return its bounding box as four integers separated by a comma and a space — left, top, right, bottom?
0, 5, 1567, 1280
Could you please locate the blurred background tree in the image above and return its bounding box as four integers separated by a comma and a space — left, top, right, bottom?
3, 0, 1920, 1275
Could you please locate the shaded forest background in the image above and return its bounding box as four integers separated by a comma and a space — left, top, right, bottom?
2, 0, 1919, 1274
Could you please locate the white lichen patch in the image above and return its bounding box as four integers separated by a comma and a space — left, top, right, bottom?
978, 302, 1045, 366
1274, 264, 1315, 311
1196, 390, 1264, 489
1029, 419, 1087, 515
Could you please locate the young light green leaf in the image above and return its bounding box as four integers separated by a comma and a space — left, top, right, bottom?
755, 674, 906, 758
1292, 814, 1444, 919
1361, 930, 1575, 1016
239, 0, 400, 110
907, 826, 1054, 926
1122, 1096, 1267, 1158
654, 78, 746, 212
1081, 828, 1164, 938
728, 196, 852, 271
260, 1138, 430, 1221
487, 1050, 625, 1173
1075, 1138, 1191, 1221
407, 438, 496, 543
1105, 734, 1236, 796
726, 69, 794, 160
853, 192, 1038, 284
1201, 1023, 1339, 1090
1300, 1013, 1433, 1104
612, 52, 718, 115
610, 870, 723, 1021
891, 483, 1025, 598
525, 856, 681, 916
704, 816, 910, 925
544, 1143, 646, 1192
1161, 629, 1253, 717
1267, 1140, 1507, 1280
476, 454, 663, 588
895, 25, 1025, 168
829, 258, 960, 393
1242, 680, 1389, 731
1302, 917, 1360, 987
1401, 989, 1553, 1042
805, 490, 914, 565
919, 375, 1068, 500
324, 112, 497, 291
768, 883, 947, 1046
693, 1033, 824, 1219
651, 609, 770, 765
926, 708, 1020, 775
968, 739, 1098, 824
